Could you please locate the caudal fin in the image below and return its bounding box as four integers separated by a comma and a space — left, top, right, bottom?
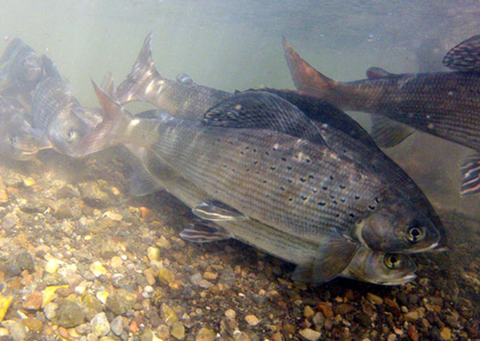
116, 32, 162, 104
72, 80, 132, 157
282, 36, 336, 96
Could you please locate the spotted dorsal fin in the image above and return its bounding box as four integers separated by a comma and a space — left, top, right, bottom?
443, 35, 480, 72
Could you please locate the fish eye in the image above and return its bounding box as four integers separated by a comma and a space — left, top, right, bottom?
406, 226, 424, 243
67, 130, 77, 142
8, 135, 17, 147
384, 254, 402, 269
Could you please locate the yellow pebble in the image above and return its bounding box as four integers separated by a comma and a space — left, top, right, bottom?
0, 294, 13, 321
45, 259, 60, 273
90, 261, 107, 277
22, 177, 36, 187
42, 285, 68, 308
96, 291, 109, 304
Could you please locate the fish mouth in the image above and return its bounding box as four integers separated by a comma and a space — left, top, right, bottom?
378, 273, 417, 286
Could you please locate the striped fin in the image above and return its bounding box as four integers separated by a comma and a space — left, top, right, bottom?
461, 153, 480, 195
443, 35, 480, 72
370, 115, 415, 148
192, 200, 248, 222
180, 221, 232, 243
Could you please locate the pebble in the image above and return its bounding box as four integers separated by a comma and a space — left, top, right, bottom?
111, 256, 123, 268
55, 301, 85, 328
156, 236, 171, 250
110, 316, 124, 336
24, 317, 43, 331
23, 291, 43, 310
43, 302, 58, 321
78, 181, 110, 208
144, 268, 156, 286
91, 312, 110, 337
42, 285, 69, 307
317, 302, 333, 318
203, 271, 218, 281
161, 303, 179, 326
0, 294, 13, 321
171, 321, 185, 340
16, 252, 35, 272
199, 279, 213, 289
404, 311, 419, 322
196, 327, 216, 341
233, 330, 250, 341
225, 309, 237, 320
304, 305, 315, 318
96, 290, 110, 304
148, 247, 161, 262
367, 293, 383, 305
7, 320, 26, 341
158, 268, 175, 285
299, 328, 321, 341
408, 324, 419, 341
90, 261, 107, 277
190, 273, 203, 286
245, 315, 259, 326
335, 303, 355, 315
440, 327, 452, 341
106, 289, 137, 315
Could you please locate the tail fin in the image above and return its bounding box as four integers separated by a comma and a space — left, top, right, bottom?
116, 32, 162, 104
282, 36, 337, 95
72, 80, 132, 157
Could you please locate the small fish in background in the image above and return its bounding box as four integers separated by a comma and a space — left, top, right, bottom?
0, 96, 51, 160
0, 38, 45, 105
74, 82, 440, 282
283, 35, 480, 195
115, 32, 231, 120
29, 55, 93, 156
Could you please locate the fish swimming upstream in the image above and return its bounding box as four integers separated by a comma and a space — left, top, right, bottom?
73, 81, 440, 281
283, 35, 480, 195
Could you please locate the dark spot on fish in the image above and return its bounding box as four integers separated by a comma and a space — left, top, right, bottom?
302, 195, 307, 201
281, 157, 287, 162
245, 146, 249, 150
339, 184, 346, 189
253, 160, 258, 165
374, 197, 380, 203
266, 151, 269, 156
224, 165, 227, 168
280, 186, 285, 191
246, 168, 250, 172
266, 194, 269, 198
253, 149, 257, 153
300, 177, 306, 182
287, 166, 293, 170
322, 186, 328, 191
312, 188, 317, 193
217, 139, 221, 142
229, 141, 233, 145
270, 166, 276, 170
309, 174, 314, 179
241, 151, 244, 155
369, 205, 376, 210
289, 198, 293, 202
330, 175, 334, 180
287, 179, 293, 184
349, 213, 355, 218
332, 200, 338, 205
335, 213, 340, 218
318, 201, 326, 206
329, 195, 335, 199
306, 158, 311, 163
340, 198, 346, 203
263, 180, 267, 183
355, 195, 360, 200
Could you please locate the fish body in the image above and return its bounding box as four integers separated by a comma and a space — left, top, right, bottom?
30, 58, 92, 156
130, 145, 417, 285
0, 95, 51, 160
283, 35, 480, 195
0, 38, 44, 103
115, 32, 231, 120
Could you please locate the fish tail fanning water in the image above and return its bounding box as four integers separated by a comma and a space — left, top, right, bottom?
282, 36, 338, 97
72, 80, 134, 157
115, 32, 160, 104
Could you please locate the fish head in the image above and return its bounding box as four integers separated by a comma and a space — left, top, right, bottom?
344, 248, 416, 285
0, 41, 43, 93
0, 113, 51, 160
47, 106, 92, 156
356, 199, 440, 254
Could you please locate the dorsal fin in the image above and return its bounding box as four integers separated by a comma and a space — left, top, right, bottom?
41, 55, 62, 79
443, 34, 480, 72
366, 67, 395, 79
203, 91, 326, 145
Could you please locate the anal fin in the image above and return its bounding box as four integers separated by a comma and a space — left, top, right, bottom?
370, 115, 415, 148
461, 153, 480, 195
180, 221, 232, 243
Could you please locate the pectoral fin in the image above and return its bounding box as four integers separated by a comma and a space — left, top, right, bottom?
292, 233, 359, 284
192, 200, 248, 221
461, 153, 480, 195
370, 115, 415, 148
443, 34, 480, 72
180, 221, 233, 243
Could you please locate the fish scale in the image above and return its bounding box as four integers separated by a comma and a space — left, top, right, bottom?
147, 117, 388, 240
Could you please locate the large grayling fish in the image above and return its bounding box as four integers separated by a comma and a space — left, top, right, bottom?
0, 96, 51, 160
111, 38, 446, 241
126, 145, 417, 285
29, 56, 92, 156
283, 35, 480, 195
0, 38, 45, 104
74, 82, 440, 281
